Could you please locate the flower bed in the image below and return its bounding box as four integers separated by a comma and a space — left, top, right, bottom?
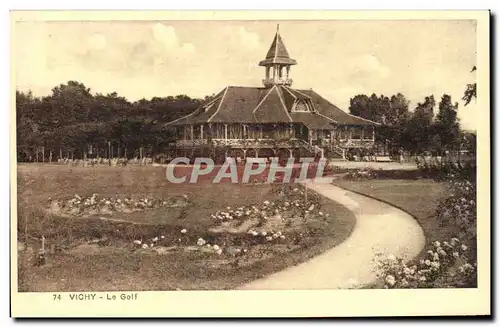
40, 184, 331, 262
375, 238, 476, 288
47, 193, 188, 217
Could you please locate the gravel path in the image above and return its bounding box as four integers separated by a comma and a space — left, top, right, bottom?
238, 179, 425, 290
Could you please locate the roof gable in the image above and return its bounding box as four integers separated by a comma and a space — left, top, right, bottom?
253, 86, 292, 123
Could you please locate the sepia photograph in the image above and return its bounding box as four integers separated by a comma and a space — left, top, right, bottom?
10, 10, 490, 317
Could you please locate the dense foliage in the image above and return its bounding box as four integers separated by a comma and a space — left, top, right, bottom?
349, 92, 474, 156
16, 81, 203, 162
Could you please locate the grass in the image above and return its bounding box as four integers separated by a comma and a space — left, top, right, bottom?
17, 164, 356, 291
333, 179, 477, 277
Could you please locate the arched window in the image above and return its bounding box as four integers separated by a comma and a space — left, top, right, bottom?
293, 100, 315, 112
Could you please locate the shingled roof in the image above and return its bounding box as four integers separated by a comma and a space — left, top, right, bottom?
166, 85, 379, 128
258, 26, 297, 66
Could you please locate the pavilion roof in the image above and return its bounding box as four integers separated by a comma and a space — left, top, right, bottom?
165, 85, 379, 128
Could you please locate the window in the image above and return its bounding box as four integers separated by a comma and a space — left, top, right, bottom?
293, 99, 315, 112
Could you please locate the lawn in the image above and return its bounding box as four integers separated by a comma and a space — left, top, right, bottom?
16, 164, 355, 291
333, 179, 477, 286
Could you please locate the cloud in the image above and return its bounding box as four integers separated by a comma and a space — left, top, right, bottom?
151, 23, 196, 56
237, 26, 261, 50
347, 54, 391, 80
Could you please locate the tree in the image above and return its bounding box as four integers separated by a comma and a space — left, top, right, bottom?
403, 96, 435, 154
462, 66, 477, 106
349, 92, 410, 153
15, 80, 204, 162
433, 94, 460, 153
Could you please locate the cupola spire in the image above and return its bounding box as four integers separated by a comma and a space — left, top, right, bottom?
259, 25, 297, 87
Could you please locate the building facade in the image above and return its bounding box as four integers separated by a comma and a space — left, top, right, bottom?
166, 26, 379, 161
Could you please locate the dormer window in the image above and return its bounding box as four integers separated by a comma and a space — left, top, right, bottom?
292, 99, 315, 112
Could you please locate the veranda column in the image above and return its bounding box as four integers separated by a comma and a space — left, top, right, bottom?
190, 125, 194, 140
224, 124, 228, 144
361, 127, 364, 140
200, 125, 204, 139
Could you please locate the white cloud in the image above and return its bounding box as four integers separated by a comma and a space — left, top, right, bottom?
151, 23, 196, 56
237, 26, 261, 50
347, 54, 391, 80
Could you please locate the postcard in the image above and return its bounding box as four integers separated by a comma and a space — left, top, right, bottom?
10, 10, 490, 317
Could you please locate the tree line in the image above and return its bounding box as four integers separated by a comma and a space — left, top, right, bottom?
17, 69, 476, 162
348, 91, 476, 156
16, 81, 204, 162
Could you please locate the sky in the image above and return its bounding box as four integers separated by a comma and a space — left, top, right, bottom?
14, 20, 478, 130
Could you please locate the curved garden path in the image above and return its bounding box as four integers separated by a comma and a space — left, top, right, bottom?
238, 178, 425, 290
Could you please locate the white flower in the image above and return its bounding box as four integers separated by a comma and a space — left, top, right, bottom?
284, 202, 290, 207
263, 201, 270, 205
461, 244, 468, 251
279, 235, 286, 239
266, 236, 273, 241
385, 275, 396, 286
453, 252, 459, 258
439, 250, 447, 256
213, 244, 220, 251
251, 231, 258, 236
161, 235, 165, 239
261, 231, 267, 236
197, 238, 206, 246
419, 276, 427, 282
431, 262, 440, 269
387, 254, 396, 261
433, 241, 441, 247
181, 229, 187, 234
150, 243, 154, 248
206, 244, 212, 248
216, 249, 223, 255
308, 205, 315, 211
319, 212, 324, 216
133, 240, 142, 245
142, 244, 148, 249
152, 237, 159, 242
425, 260, 431, 266
403, 267, 411, 275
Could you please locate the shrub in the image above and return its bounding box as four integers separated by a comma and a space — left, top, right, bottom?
375, 238, 476, 288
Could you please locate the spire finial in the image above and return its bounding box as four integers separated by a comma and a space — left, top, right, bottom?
277, 24, 279, 33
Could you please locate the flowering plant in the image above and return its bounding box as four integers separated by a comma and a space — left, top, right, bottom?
375, 237, 476, 288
